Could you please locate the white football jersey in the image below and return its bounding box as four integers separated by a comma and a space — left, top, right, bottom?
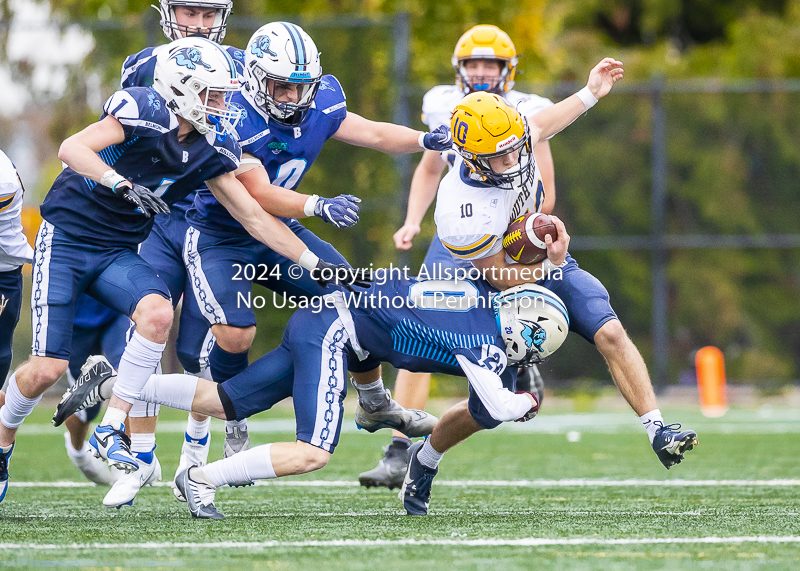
422, 84, 554, 131
434, 156, 544, 265
0, 150, 34, 272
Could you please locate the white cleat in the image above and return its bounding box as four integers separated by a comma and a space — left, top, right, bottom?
354, 390, 438, 437
65, 433, 120, 486
173, 430, 211, 503
102, 449, 162, 509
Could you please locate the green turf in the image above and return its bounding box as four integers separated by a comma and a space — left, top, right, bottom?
1, 405, 800, 570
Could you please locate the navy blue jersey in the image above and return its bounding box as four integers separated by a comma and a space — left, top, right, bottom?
120, 44, 246, 215
40, 87, 241, 247
188, 74, 348, 236
344, 276, 511, 380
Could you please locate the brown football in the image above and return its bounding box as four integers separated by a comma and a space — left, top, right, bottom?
502, 212, 558, 265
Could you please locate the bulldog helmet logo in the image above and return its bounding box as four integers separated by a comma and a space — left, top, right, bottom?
250, 36, 278, 59
520, 320, 547, 353
170, 47, 212, 70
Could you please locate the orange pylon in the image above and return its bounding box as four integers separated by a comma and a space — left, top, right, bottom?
695, 346, 728, 418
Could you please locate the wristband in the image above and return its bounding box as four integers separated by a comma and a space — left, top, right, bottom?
304, 194, 320, 217
418, 132, 426, 149
542, 259, 559, 274
576, 86, 598, 110
100, 169, 127, 191
298, 249, 320, 271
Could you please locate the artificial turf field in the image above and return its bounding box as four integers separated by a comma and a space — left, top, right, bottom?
1, 403, 799, 570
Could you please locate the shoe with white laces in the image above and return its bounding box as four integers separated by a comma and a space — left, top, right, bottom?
0, 442, 13, 504
652, 422, 698, 469
103, 447, 162, 509
173, 430, 211, 502
64, 433, 120, 486
53, 355, 116, 427
354, 390, 438, 437
175, 466, 225, 520
89, 422, 138, 472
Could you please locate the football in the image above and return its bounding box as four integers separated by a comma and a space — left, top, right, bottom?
502, 212, 558, 265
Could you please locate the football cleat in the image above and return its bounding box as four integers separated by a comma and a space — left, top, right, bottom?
358, 441, 411, 490
401, 441, 438, 516
0, 442, 14, 504
64, 433, 120, 486
517, 364, 545, 405
354, 390, 438, 437
89, 423, 138, 472
173, 431, 211, 502
652, 422, 698, 469
175, 467, 225, 520
103, 448, 162, 509
223, 424, 253, 487
53, 355, 116, 427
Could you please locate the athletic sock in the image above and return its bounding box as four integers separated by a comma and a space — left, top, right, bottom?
201, 443, 276, 487
353, 378, 387, 412
186, 415, 211, 443
138, 373, 199, 412
111, 331, 166, 403
417, 440, 443, 470
130, 433, 157, 461
0, 373, 42, 430
640, 409, 664, 444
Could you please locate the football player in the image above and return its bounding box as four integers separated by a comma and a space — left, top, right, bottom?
55, 276, 563, 519
365, 25, 556, 488
0, 37, 362, 505
398, 61, 698, 515
180, 19, 452, 482
110, 3, 372, 507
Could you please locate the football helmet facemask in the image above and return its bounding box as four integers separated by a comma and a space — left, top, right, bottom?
155, 0, 232, 43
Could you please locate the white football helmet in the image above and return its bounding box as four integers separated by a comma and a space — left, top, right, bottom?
493, 284, 569, 365
243, 22, 323, 126
155, 0, 232, 43
153, 37, 242, 136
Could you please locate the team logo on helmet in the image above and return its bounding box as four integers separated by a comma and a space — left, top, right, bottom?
170, 47, 212, 70
147, 91, 161, 111
250, 35, 278, 59
520, 320, 547, 354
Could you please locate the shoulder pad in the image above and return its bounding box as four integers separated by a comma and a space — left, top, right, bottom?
316, 75, 347, 117
103, 88, 173, 136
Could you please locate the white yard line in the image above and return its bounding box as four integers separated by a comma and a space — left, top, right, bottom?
1, 536, 800, 549
11, 478, 800, 488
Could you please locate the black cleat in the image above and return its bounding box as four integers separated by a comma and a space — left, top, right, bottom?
53, 356, 116, 427
652, 423, 698, 469
401, 441, 438, 515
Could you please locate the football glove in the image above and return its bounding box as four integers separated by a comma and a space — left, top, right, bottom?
421, 126, 454, 152
113, 181, 171, 218
313, 259, 372, 292
315, 195, 361, 228
514, 390, 540, 422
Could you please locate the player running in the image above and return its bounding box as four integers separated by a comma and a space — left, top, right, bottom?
54, 276, 561, 519
398, 60, 698, 515
364, 25, 556, 489
0, 37, 364, 505
181, 20, 452, 475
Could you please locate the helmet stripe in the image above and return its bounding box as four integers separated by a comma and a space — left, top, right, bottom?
217, 45, 237, 80
280, 22, 307, 69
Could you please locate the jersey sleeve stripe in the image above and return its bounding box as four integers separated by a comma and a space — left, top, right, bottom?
441, 235, 497, 259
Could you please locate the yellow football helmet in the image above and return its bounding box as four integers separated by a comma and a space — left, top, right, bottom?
450, 92, 533, 189
452, 25, 518, 94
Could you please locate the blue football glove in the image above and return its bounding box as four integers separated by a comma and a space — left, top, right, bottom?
421, 126, 454, 152
314, 194, 361, 228
114, 181, 170, 218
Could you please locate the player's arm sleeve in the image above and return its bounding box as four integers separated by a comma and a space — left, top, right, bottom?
453, 349, 531, 422
439, 233, 503, 261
